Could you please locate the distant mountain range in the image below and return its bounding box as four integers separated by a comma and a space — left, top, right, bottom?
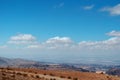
0, 57, 90, 72
0, 57, 40, 67
106, 68, 120, 76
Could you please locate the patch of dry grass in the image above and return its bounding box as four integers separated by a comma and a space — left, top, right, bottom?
0, 67, 120, 80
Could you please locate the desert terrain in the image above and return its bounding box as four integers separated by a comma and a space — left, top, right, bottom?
0, 67, 120, 80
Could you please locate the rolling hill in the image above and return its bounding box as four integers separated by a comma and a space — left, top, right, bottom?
0, 67, 120, 80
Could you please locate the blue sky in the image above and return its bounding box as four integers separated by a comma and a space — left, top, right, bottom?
0, 0, 120, 64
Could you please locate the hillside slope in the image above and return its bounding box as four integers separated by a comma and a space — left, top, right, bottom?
0, 68, 120, 80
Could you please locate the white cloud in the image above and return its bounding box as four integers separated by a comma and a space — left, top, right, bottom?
22, 32, 120, 51
54, 2, 64, 8
44, 36, 74, 49
106, 30, 120, 37
1, 31, 120, 65
83, 5, 94, 10
8, 34, 38, 45
2, 31, 120, 51
78, 36, 120, 50
10, 34, 36, 41
26, 36, 74, 49
1, 31, 120, 64
27, 45, 42, 49
46, 36, 73, 44
59, 3, 64, 7
101, 4, 120, 16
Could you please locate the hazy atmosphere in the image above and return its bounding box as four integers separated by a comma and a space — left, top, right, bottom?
0, 0, 120, 64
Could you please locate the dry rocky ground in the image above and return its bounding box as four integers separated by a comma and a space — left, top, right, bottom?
0, 67, 120, 80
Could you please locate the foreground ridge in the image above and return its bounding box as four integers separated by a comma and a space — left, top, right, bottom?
0, 67, 120, 80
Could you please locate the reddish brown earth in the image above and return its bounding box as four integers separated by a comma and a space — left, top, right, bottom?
0, 67, 120, 80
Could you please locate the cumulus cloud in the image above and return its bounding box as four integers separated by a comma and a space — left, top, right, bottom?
2, 30, 120, 51
1, 31, 120, 64
101, 4, 120, 16
26, 36, 74, 49
46, 36, 73, 44
8, 34, 38, 45
78, 36, 120, 50
44, 36, 74, 49
106, 30, 120, 37
22, 31, 120, 51
27, 45, 42, 49
77, 30, 120, 50
83, 5, 94, 10
10, 34, 36, 41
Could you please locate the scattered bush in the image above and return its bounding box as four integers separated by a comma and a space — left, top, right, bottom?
36, 75, 40, 78
60, 75, 66, 78
16, 72, 22, 75
30, 74, 34, 78
23, 73, 28, 77
50, 78, 56, 80
44, 73, 47, 75
49, 73, 55, 76
73, 77, 78, 80
68, 76, 72, 79
53, 78, 56, 80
